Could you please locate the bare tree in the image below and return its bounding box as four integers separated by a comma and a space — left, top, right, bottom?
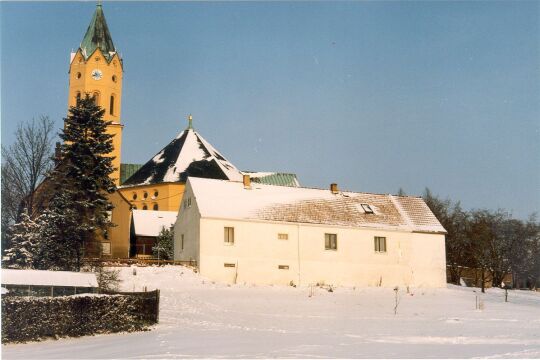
1, 116, 55, 224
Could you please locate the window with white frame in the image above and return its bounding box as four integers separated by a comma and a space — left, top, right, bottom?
374, 236, 387, 253
278, 233, 288, 240
325, 233, 337, 250
224, 227, 234, 244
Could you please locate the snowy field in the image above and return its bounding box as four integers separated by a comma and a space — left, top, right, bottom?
3, 265, 540, 359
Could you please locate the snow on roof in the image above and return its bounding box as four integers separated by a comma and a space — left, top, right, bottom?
1, 269, 98, 287
132, 210, 177, 237
186, 177, 446, 234
121, 128, 243, 186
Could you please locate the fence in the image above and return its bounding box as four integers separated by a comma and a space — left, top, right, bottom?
87, 257, 196, 267
1, 289, 160, 343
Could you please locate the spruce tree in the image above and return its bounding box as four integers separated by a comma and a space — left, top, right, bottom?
152, 227, 174, 260
44, 95, 116, 271
4, 210, 39, 269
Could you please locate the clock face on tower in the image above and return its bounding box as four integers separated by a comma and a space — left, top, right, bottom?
91, 69, 103, 80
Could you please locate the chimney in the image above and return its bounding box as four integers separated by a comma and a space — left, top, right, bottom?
330, 183, 338, 194
243, 174, 251, 189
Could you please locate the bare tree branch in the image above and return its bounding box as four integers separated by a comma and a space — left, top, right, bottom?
1, 116, 56, 224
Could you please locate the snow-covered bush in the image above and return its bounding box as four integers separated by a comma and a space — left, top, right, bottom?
1, 291, 159, 343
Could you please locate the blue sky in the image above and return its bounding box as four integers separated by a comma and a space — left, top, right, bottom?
1, 1, 539, 219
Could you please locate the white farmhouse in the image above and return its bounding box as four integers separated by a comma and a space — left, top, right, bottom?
174, 176, 447, 288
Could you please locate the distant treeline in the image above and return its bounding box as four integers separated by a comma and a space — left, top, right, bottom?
415, 188, 540, 291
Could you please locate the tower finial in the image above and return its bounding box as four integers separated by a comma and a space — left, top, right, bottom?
97, 0, 103, 7
188, 114, 193, 129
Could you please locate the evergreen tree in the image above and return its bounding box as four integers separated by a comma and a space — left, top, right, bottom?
44, 95, 116, 271
152, 227, 174, 260
3, 210, 39, 269
34, 194, 84, 271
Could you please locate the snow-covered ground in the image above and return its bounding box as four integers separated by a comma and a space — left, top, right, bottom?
3, 265, 540, 359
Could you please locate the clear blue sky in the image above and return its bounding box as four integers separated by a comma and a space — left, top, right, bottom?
1, 1, 539, 219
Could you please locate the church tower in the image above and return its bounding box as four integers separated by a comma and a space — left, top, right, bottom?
68, 3, 123, 185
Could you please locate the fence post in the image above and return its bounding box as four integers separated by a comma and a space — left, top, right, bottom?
155, 289, 160, 323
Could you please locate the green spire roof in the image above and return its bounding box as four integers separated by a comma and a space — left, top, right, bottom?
80, 3, 116, 60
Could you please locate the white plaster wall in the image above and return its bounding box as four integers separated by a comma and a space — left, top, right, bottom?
198, 218, 446, 288
173, 189, 200, 265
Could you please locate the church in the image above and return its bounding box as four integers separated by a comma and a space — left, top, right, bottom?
69, 4, 298, 259
65, 4, 446, 288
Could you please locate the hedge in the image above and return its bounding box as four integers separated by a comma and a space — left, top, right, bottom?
2, 291, 159, 343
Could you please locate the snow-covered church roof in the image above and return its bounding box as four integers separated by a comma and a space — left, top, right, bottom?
122, 125, 243, 186
186, 177, 447, 234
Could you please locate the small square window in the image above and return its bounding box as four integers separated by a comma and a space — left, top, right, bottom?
278, 265, 289, 270
325, 233, 337, 250
374, 236, 387, 253
224, 263, 236, 268
224, 227, 234, 244
278, 233, 288, 240
361, 204, 374, 214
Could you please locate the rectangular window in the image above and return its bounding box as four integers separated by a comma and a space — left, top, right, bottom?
224, 263, 236, 268
101, 242, 111, 255
224, 227, 234, 244
278, 233, 288, 240
325, 233, 337, 250
278, 265, 289, 270
374, 236, 387, 253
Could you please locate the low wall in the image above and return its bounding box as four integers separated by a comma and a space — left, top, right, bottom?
1, 290, 160, 343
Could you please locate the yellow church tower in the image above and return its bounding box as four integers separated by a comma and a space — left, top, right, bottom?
68, 3, 123, 185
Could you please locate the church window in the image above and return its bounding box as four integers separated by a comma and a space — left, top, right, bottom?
93, 92, 100, 105
143, 192, 148, 199
112, 75, 117, 82
76, 72, 82, 79
153, 190, 159, 198
142, 204, 148, 210
132, 193, 137, 200
110, 95, 115, 115
153, 204, 158, 211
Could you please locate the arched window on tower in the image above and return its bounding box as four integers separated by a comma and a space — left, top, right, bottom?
110, 95, 115, 115
75, 92, 81, 105
93, 92, 100, 106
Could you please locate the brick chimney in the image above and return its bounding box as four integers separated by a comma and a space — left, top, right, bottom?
330, 183, 338, 194
243, 174, 251, 189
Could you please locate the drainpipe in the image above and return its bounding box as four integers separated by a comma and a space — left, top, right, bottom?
297, 223, 301, 286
